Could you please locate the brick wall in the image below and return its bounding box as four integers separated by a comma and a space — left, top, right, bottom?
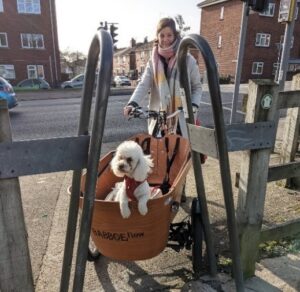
199, 0, 242, 80
199, 0, 300, 83
0, 0, 61, 86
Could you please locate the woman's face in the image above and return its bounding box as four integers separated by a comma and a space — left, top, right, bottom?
157, 26, 175, 49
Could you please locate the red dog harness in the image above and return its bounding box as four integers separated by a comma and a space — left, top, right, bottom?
124, 176, 145, 201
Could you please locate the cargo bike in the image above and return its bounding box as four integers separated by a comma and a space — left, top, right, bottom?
60, 30, 244, 292
80, 107, 203, 264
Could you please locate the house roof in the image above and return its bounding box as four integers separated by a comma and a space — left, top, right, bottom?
197, 0, 229, 8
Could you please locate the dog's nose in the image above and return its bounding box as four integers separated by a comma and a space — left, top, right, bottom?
118, 164, 125, 171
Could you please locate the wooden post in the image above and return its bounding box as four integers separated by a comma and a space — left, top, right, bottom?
0, 100, 34, 291
236, 80, 279, 278
280, 73, 300, 188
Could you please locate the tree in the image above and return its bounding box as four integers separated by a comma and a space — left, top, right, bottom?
175, 14, 190, 36
60, 49, 87, 77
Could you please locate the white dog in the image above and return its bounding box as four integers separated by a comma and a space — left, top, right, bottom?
107, 140, 153, 218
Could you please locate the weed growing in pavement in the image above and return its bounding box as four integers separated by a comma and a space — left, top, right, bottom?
259, 236, 300, 259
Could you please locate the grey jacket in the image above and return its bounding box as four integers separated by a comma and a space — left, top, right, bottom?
128, 54, 202, 111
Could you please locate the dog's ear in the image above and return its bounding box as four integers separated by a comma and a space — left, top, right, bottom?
133, 155, 153, 181
110, 155, 124, 178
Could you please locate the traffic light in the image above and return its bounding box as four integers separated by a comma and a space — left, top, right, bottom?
241, 0, 268, 12
98, 21, 108, 30
110, 24, 118, 44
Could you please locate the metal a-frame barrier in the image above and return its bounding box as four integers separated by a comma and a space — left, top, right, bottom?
177, 34, 245, 292
0, 29, 113, 291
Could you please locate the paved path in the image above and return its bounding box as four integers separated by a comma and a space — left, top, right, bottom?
11, 80, 299, 291
18, 118, 300, 291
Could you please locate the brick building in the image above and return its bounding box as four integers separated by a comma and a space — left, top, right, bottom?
113, 38, 154, 79
198, 0, 300, 82
0, 0, 61, 86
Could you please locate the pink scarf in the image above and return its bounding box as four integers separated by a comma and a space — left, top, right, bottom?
152, 39, 181, 112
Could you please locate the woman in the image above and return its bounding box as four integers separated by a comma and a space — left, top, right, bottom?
123, 17, 202, 136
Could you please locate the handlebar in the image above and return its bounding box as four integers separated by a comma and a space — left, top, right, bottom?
128, 107, 182, 120
128, 107, 166, 120
128, 107, 183, 137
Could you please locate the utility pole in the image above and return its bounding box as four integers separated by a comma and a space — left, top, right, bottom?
230, 1, 249, 124
230, 0, 269, 124
275, 0, 297, 90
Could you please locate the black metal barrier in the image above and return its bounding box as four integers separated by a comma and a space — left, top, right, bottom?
177, 34, 245, 291
0, 29, 113, 291
59, 30, 113, 291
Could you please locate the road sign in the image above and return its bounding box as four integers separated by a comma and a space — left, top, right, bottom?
278, 0, 296, 22
261, 94, 273, 109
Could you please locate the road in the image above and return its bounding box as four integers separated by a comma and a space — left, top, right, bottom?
9, 91, 245, 142
9, 95, 146, 141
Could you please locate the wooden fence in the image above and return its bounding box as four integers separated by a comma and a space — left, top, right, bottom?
236, 74, 300, 278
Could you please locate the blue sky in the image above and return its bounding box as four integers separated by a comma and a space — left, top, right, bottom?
56, 0, 202, 54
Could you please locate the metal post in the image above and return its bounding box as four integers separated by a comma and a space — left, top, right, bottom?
72, 30, 113, 292
230, 2, 249, 124
178, 34, 244, 291
60, 30, 113, 291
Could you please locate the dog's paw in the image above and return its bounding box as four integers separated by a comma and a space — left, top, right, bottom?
120, 206, 131, 219
138, 203, 148, 216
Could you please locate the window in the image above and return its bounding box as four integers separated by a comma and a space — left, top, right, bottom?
272, 63, 279, 75
27, 65, 44, 79
21, 33, 44, 49
17, 0, 41, 14
0, 33, 8, 47
259, 3, 275, 17
255, 33, 271, 47
220, 6, 224, 20
252, 62, 264, 75
217, 34, 222, 48
0, 0, 3, 12
0, 65, 16, 79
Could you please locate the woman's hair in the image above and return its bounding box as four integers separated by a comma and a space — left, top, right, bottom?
156, 17, 179, 39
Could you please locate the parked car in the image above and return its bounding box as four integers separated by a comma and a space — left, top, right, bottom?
114, 75, 131, 86
17, 78, 51, 90
61, 74, 84, 89
0, 77, 18, 109
62, 74, 118, 89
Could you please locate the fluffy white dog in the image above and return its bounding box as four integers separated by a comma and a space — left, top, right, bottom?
107, 140, 153, 218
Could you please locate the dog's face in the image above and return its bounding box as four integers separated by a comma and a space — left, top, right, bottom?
111, 141, 153, 181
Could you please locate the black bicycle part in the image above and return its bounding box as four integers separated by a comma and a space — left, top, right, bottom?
167, 219, 193, 252
191, 197, 203, 274
87, 237, 101, 262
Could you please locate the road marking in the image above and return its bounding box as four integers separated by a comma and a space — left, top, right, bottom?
200, 101, 245, 115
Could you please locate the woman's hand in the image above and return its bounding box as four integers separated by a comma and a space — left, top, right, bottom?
123, 105, 134, 117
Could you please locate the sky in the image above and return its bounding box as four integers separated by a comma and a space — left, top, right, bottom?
55, 0, 202, 54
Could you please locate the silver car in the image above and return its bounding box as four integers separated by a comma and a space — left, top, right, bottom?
61, 74, 84, 89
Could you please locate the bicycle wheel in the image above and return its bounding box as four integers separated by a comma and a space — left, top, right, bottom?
87, 236, 101, 262
191, 198, 203, 273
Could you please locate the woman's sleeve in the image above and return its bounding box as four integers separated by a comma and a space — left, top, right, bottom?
127, 61, 153, 106
188, 56, 202, 108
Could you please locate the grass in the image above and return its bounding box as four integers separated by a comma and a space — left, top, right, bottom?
259, 236, 300, 259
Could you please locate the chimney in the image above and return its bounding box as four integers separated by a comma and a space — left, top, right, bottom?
130, 38, 136, 48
